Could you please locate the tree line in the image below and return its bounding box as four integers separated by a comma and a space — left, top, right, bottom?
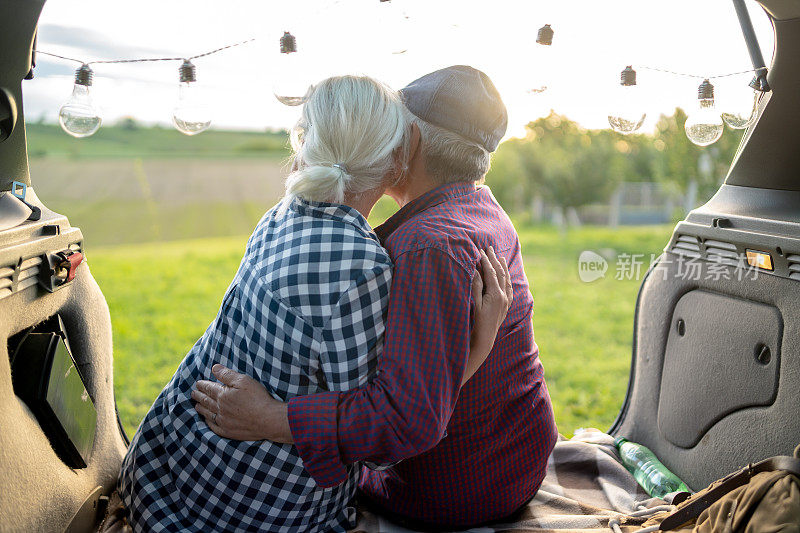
486, 108, 744, 219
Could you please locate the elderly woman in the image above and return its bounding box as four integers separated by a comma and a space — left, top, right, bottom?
117, 75, 510, 532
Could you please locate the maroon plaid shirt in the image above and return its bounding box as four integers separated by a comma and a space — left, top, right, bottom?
288, 182, 558, 527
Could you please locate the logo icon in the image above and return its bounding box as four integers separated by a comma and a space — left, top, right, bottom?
578, 250, 608, 283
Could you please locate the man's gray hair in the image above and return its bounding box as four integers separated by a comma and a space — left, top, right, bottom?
406, 110, 492, 184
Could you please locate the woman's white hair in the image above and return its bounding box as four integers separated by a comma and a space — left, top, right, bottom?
283, 75, 409, 207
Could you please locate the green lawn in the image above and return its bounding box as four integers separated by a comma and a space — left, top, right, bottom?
89, 222, 673, 438
26, 124, 676, 437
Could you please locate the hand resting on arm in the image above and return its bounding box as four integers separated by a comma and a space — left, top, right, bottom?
192, 247, 512, 443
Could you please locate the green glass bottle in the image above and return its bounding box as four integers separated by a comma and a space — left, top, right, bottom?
615, 437, 691, 499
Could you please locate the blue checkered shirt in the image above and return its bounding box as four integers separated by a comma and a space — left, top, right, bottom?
118, 197, 392, 532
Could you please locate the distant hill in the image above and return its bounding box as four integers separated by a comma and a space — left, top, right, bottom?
25, 122, 292, 160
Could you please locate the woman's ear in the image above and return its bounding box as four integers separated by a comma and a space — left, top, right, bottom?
291, 151, 308, 173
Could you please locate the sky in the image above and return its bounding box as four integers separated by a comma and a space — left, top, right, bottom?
24, 0, 775, 138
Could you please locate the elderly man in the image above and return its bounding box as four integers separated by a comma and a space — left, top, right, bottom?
194, 65, 558, 529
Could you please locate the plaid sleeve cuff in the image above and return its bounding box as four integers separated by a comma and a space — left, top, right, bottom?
287, 391, 348, 488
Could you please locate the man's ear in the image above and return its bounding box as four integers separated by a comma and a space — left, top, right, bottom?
408, 122, 422, 165
392, 122, 421, 177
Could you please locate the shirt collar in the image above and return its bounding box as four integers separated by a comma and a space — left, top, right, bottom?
290, 197, 378, 240
376, 182, 477, 242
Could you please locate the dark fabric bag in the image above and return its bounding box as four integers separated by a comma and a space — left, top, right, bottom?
644, 445, 800, 532
95, 492, 131, 533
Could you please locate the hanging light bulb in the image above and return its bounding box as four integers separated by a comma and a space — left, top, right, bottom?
720, 79, 760, 130
172, 60, 212, 136
524, 24, 555, 95
273, 32, 312, 106
59, 64, 102, 138
608, 66, 646, 135
376, 0, 411, 56
685, 79, 724, 146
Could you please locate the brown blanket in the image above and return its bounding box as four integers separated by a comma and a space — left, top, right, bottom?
101, 430, 674, 532
352, 429, 675, 533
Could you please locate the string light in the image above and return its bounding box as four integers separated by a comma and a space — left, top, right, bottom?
376, 0, 411, 56
720, 85, 759, 130
607, 66, 646, 135
280, 31, 297, 54
35, 19, 770, 147
273, 31, 312, 107
172, 60, 212, 136
58, 64, 102, 138
618, 65, 768, 146
684, 79, 724, 147
525, 24, 554, 95
35, 38, 254, 138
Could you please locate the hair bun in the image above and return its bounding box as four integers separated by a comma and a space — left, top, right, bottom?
285, 164, 351, 205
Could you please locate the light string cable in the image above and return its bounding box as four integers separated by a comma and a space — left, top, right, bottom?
637, 65, 765, 80
35, 22, 766, 146
34, 38, 256, 66
35, 44, 761, 79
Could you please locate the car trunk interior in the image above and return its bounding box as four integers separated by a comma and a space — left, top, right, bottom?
0, 0, 799, 530
0, 1, 128, 531
610, 0, 800, 491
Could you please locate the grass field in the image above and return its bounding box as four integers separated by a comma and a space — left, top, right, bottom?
25, 123, 290, 160
31, 157, 289, 245
87, 223, 673, 438
26, 124, 675, 438
27, 123, 292, 246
